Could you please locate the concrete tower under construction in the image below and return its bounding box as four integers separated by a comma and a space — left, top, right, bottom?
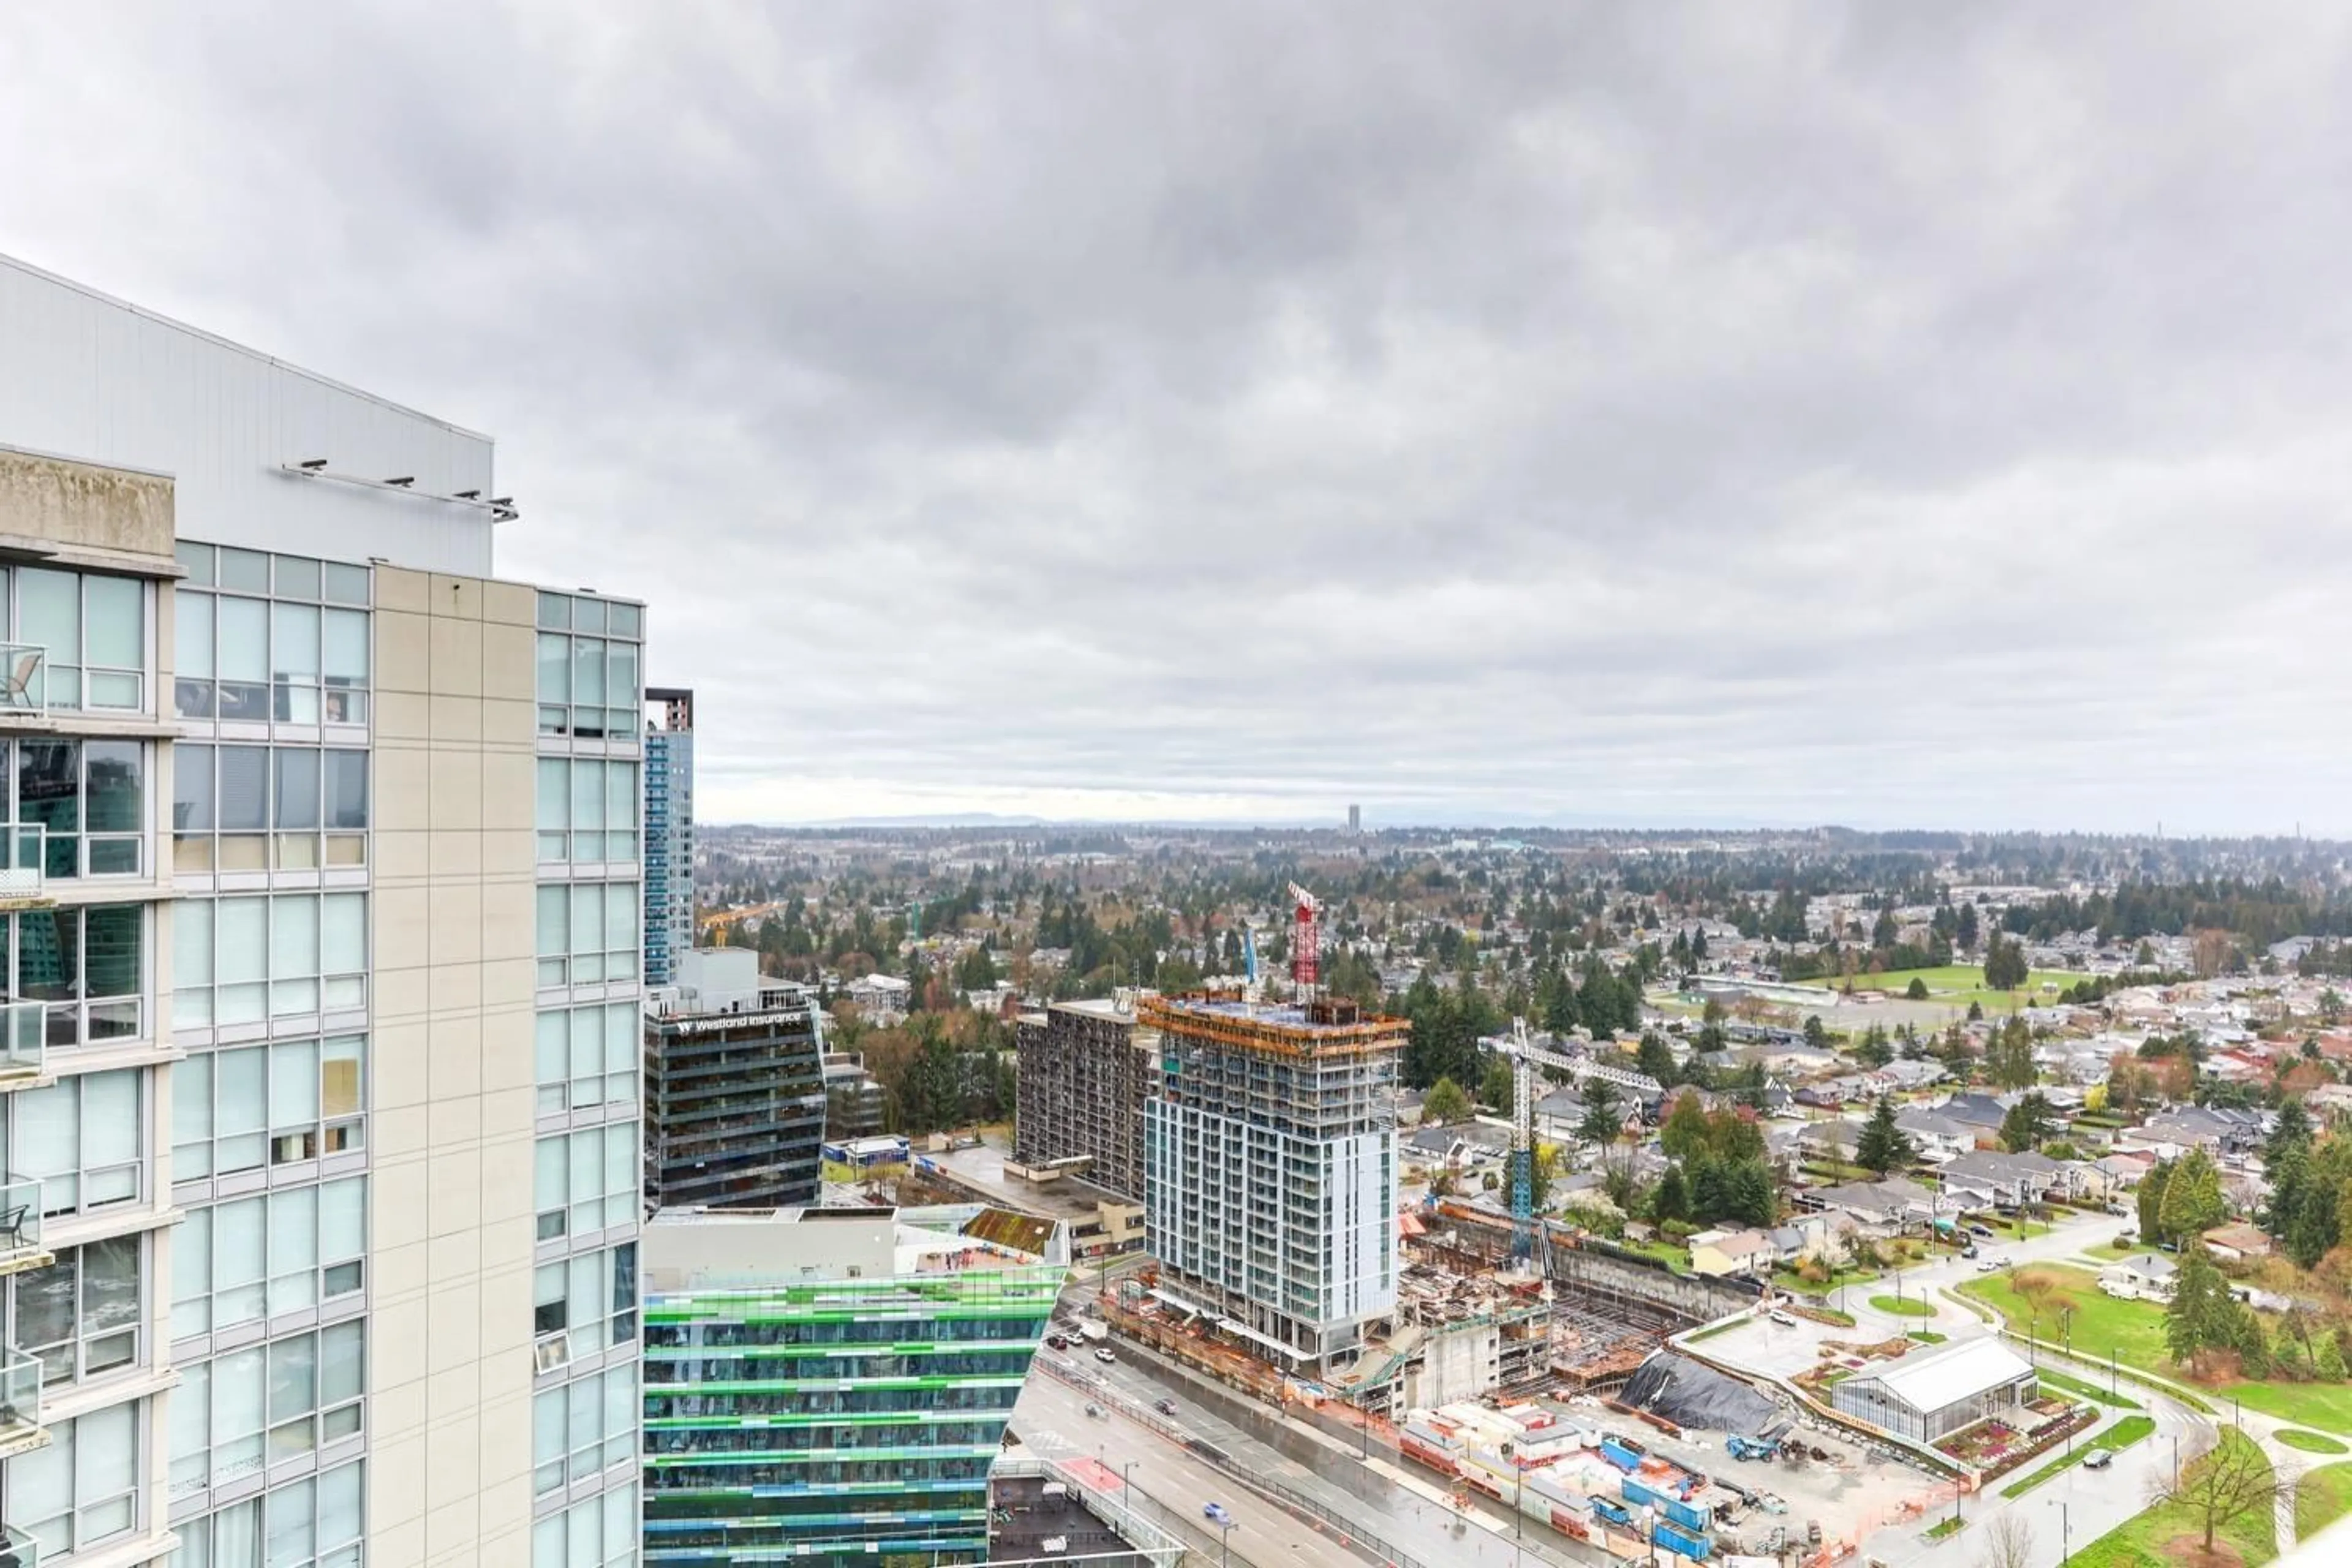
1140, 993, 1408, 1371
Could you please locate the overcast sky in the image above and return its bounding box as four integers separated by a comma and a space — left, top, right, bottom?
5, 4, 2348, 832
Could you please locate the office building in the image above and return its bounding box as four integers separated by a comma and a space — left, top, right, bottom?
1347, 804, 1360, 834
640, 690, 693, 988
643, 947, 825, 1210
0, 252, 647, 1568
639, 1205, 1060, 1565
1011, 997, 1154, 1200
820, 1054, 886, 1141
1140, 993, 1406, 1372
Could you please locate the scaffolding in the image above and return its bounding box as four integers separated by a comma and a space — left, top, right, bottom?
1012, 1000, 1156, 1201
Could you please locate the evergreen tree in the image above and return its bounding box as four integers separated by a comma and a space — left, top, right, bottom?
1423, 1077, 1472, 1125
1637, 1031, 1678, 1087
2139, 1158, 2176, 1242
1856, 1023, 1894, 1068
2166, 1245, 2235, 1367
1660, 1092, 1713, 1162
1479, 1058, 1515, 1112
1986, 1016, 2038, 1089
1578, 1080, 1624, 1148
1999, 1092, 2057, 1154
2159, 1150, 2227, 1244
1653, 1164, 1691, 1224
1855, 1098, 1917, 1177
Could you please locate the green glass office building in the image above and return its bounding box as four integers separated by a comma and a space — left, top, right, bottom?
641, 1205, 1063, 1565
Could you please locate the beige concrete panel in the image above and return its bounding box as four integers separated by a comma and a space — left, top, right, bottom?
478, 1392, 532, 1485
429, 1152, 485, 1237
374, 962, 431, 1023
375, 1106, 429, 1161
373, 1240, 429, 1306
375, 747, 432, 831
426, 881, 482, 965
376, 886, 433, 970
478, 1138, 537, 1224
428, 617, 484, 698
0, 448, 175, 556
369, 1297, 431, 1389
374, 828, 430, 882
374, 1020, 429, 1109
480, 881, 535, 961
480, 1215, 538, 1268
480, 622, 536, 699
478, 751, 535, 831
374, 1163, 432, 1251
369, 1432, 429, 1531
483, 579, 536, 627
427, 1281, 484, 1371
477, 1477, 535, 1547
377, 690, 431, 742
430, 961, 484, 1016
478, 1014, 533, 1097
478, 1265, 531, 1357
376, 610, 433, 694
480, 832, 537, 881
427, 694, 483, 745
429, 574, 485, 620
423, 1410, 480, 1501
479, 956, 537, 1003
424, 1499, 482, 1566
428, 750, 484, 832
428, 1229, 481, 1285
480, 696, 536, 747
428, 1093, 483, 1151
480, 1085, 535, 1136
429, 1013, 484, 1099
426, 1362, 483, 1428
157, 587, 176, 682
372, 1366, 429, 1438
428, 830, 483, 880
376, 567, 432, 615
371, 1520, 424, 1568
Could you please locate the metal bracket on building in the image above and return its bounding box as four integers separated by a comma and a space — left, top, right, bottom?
276, 462, 519, 522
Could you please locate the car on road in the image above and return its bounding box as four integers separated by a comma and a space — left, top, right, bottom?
1976, 1259, 1999, 1272
1154, 1398, 1177, 1415
1046, 1335, 1069, 1350
1967, 1223, 1996, 1238
1992, 1255, 2013, 1268
1094, 1348, 1117, 1364
2084, 1449, 2114, 1471
1203, 1503, 1232, 1527
1960, 1245, 1978, 1259
1768, 1310, 1798, 1327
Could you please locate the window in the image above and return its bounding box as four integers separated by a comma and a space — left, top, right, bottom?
535, 882, 641, 989
2, 1069, 141, 1216
535, 1003, 638, 1114
12, 1234, 140, 1385
174, 1035, 366, 1177
536, 758, 640, 864
535, 593, 643, 739
171, 1177, 366, 1339
533, 1483, 638, 1568
533, 1124, 637, 1242
2, 565, 148, 713
534, 1242, 637, 1358
13, 1399, 140, 1554
172, 892, 366, 1027
174, 744, 368, 873
0, 902, 146, 1046
173, 559, 368, 725
532, 1363, 636, 1495
169, 1325, 363, 1495
3, 737, 146, 877
168, 1460, 364, 1568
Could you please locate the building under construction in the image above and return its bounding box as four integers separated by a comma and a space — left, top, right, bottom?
1140, 991, 1408, 1373
1012, 995, 1156, 1200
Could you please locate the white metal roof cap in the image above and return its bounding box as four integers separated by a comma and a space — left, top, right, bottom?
1864, 1336, 2034, 1411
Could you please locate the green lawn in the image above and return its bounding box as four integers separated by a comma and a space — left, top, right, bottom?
1959, 1265, 2173, 1370
2071, 1431, 2276, 1568
1871, 1294, 1936, 1318
2226, 1381, 2352, 1434
1620, 1238, 1693, 1276
2296, 1462, 2352, 1539
2278, 1430, 2350, 1456
1910, 1330, 1948, 1344
2085, 1237, 2141, 1259
2039, 1367, 2141, 1409
1923, 1515, 1965, 1540
1798, 964, 2082, 1011
2000, 1415, 2157, 1498
1771, 1262, 1881, 1295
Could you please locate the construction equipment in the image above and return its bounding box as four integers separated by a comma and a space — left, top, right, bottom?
1727, 1433, 1780, 1461
1287, 883, 1321, 1000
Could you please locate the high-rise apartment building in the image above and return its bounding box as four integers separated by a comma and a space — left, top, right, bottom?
1011, 998, 1155, 1201
642, 947, 826, 1210
639, 690, 693, 989
639, 1205, 1060, 1565
0, 253, 647, 1568
1140, 993, 1405, 1372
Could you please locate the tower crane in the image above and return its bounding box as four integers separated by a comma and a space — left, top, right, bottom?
1501, 1016, 1654, 1270
1287, 882, 1321, 1001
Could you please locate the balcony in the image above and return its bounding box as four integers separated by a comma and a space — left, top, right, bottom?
0, 1005, 42, 1090
0, 646, 42, 716
0, 826, 48, 913
0, 1344, 45, 1461
0, 1178, 50, 1278
0, 1523, 36, 1568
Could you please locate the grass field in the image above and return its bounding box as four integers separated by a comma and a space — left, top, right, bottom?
1910, 1330, 1948, 1344
2000, 1415, 2157, 1498
2278, 1430, 2350, 1455
2071, 1431, 2276, 1568
2296, 1463, 2352, 1539
2040, 1366, 2142, 1409
1962, 1267, 2352, 1433
1798, 963, 2082, 1011
1871, 1294, 1936, 1318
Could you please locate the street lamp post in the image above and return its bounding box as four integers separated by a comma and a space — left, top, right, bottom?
1219, 1519, 1234, 1568
2109, 1347, 2118, 1402
2056, 1500, 2070, 1568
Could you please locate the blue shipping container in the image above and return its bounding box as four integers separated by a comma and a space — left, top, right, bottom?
1591, 1499, 1634, 1528
1599, 1441, 1643, 1472
1659, 1496, 1710, 1534
1653, 1522, 1711, 1561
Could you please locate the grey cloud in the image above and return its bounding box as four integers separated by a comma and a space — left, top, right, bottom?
4, 1, 2350, 829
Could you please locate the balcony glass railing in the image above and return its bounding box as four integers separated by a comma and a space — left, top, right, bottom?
0, 1177, 42, 1266
0, 647, 42, 714
0, 1343, 42, 1441
0, 1521, 36, 1568
0, 1004, 40, 1083
0, 824, 42, 904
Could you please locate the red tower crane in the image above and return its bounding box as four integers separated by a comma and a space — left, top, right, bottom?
1288, 882, 1321, 1000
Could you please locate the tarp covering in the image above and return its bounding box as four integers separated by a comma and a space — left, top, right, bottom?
1618, 1352, 1779, 1436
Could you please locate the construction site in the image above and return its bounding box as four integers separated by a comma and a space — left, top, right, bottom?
1012, 993, 1157, 1201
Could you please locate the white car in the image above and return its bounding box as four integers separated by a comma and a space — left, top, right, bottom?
1976, 1259, 1999, 1272
1768, 1310, 1798, 1327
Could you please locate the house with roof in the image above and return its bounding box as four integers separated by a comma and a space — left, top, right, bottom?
1830, 1337, 2038, 1447
2099, 1253, 2177, 1302
1808, 1177, 1934, 1234
1937, 1150, 2083, 1208
1894, 1109, 1976, 1163
2201, 1222, 2274, 1264
1689, 1229, 1777, 1278
1936, 1092, 2013, 1135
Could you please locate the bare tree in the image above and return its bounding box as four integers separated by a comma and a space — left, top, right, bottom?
1978, 1512, 2033, 1568
2145, 1431, 2296, 1552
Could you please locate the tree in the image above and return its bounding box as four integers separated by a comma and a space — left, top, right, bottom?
1905, 976, 1929, 1001
1999, 1093, 2057, 1155
1579, 1080, 1624, 1148
1983, 935, 2029, 992
1479, 1057, 1515, 1112
2159, 1149, 2227, 1245
1856, 1023, 1894, 1069
1803, 1014, 1828, 1049
1653, 1164, 1691, 1225
2320, 1333, 2348, 1382
1855, 1098, 1918, 1177
2324, 988, 2347, 1027
1955, 902, 1980, 955
1660, 1092, 1713, 1162
1637, 1031, 1678, 1087
2138, 1158, 2175, 1243
2143, 1431, 2293, 1555
1986, 1016, 2037, 1089
2165, 1245, 2240, 1368
1423, 1076, 1472, 1125
1977, 1513, 2032, 1568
